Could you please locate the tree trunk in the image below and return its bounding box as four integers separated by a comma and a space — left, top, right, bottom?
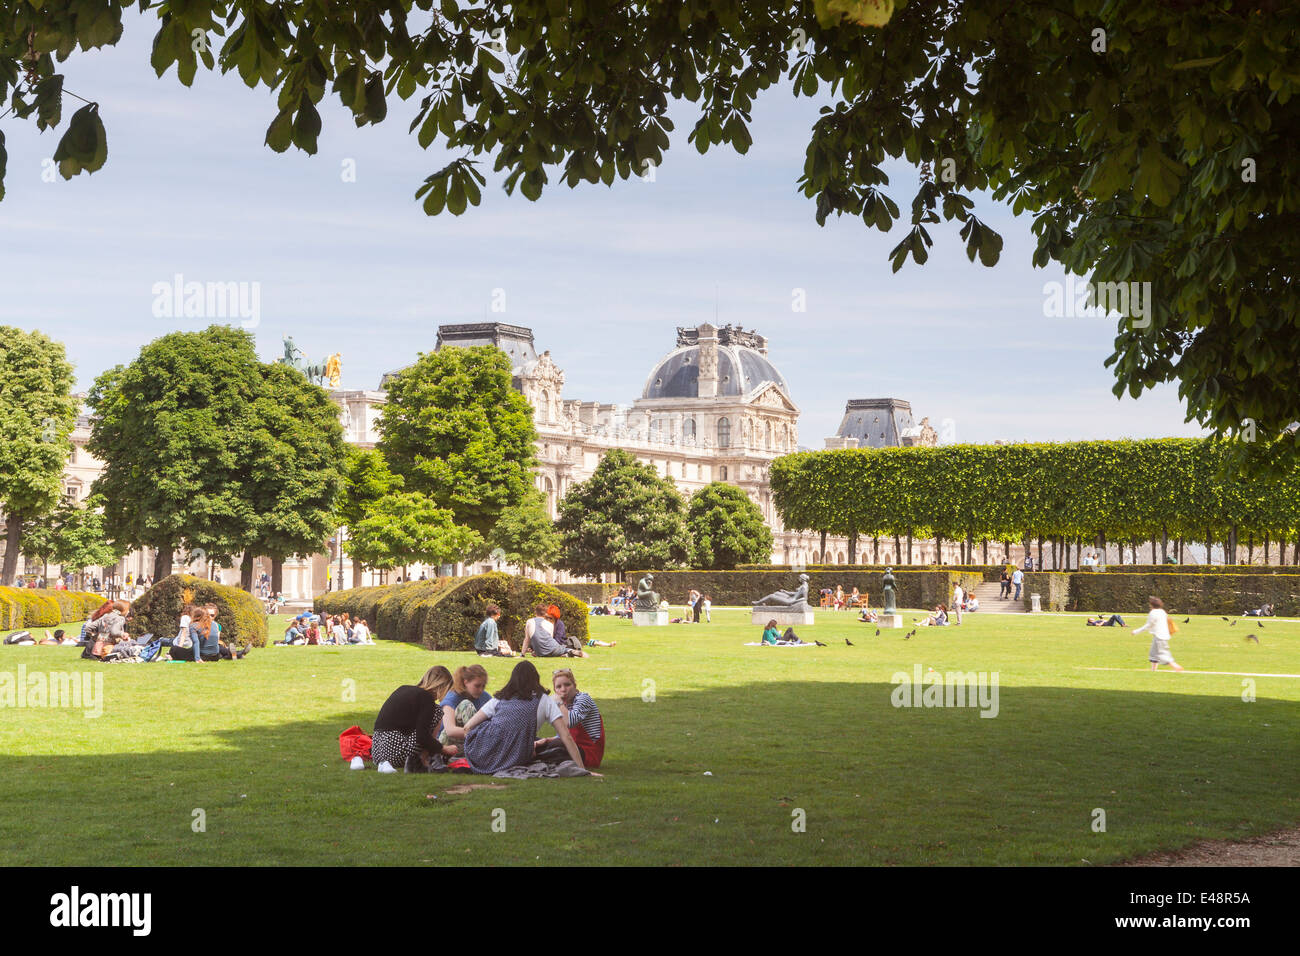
982, 538, 989, 565
894, 534, 901, 566
352, 556, 363, 588
240, 552, 255, 591
819, 531, 827, 563
848, 532, 857, 564
1264, 532, 1270, 566
936, 535, 944, 564
153, 547, 174, 581
1, 512, 22, 586
271, 557, 284, 595
907, 534, 913, 565
873, 536, 880, 563
1247, 533, 1254, 566
1161, 525, 1168, 563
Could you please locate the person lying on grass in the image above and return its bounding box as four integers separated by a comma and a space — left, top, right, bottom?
460, 660, 595, 775
536, 668, 605, 769
438, 664, 492, 756
373, 665, 449, 773
858, 607, 879, 624
1243, 603, 1275, 618
1086, 613, 1126, 627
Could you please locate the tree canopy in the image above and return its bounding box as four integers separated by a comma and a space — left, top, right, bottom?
770, 440, 1300, 563
687, 481, 774, 570
345, 490, 484, 574
378, 344, 537, 537
556, 448, 692, 577
488, 488, 561, 576
0, 326, 77, 584
3, 2, 1299, 449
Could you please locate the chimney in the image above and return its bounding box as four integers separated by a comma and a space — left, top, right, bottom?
696, 323, 719, 398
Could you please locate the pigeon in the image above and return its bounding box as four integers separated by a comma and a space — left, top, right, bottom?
1183, 617, 1190, 624
1257, 621, 1264, 628
1247, 634, 1260, 644
904, 629, 916, 640
875, 628, 881, 637
1230, 620, 1237, 627
1221, 616, 1229, 621
845, 638, 854, 647
814, 640, 828, 647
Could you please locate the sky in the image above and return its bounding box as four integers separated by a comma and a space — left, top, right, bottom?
0, 13, 1209, 446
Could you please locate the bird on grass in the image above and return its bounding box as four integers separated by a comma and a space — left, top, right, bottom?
1221, 616, 1229, 621
1247, 633, 1260, 644
814, 640, 828, 647
904, 629, 916, 640
1230, 619, 1237, 627
1257, 621, 1265, 628
1183, 617, 1190, 624
845, 638, 854, 647
875, 628, 881, 637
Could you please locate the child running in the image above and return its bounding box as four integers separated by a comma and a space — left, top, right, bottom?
1134, 596, 1183, 671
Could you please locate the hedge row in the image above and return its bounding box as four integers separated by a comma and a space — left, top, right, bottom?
627, 569, 985, 610
555, 582, 622, 604
1063, 572, 1300, 615
0, 588, 103, 630
317, 573, 589, 652
128, 574, 269, 647
1022, 572, 1072, 612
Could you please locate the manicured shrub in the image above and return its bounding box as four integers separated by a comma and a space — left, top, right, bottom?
128, 574, 268, 647
1067, 572, 1300, 615
319, 574, 589, 652
0, 587, 66, 628
555, 582, 621, 604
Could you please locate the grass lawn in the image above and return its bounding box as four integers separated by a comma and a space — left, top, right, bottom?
1, 608, 1297, 866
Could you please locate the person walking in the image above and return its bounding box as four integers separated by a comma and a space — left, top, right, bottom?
1011, 567, 1024, 601
951, 582, 964, 624
1134, 596, 1183, 672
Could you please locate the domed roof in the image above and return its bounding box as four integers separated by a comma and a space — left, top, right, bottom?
642, 343, 787, 400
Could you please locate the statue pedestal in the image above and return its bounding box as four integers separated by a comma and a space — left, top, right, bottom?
633, 610, 669, 626
751, 608, 816, 627
878, 613, 903, 629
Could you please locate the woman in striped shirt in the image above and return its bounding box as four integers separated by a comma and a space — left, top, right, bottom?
544, 668, 605, 769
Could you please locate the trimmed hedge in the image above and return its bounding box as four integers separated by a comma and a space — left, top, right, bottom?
317, 573, 589, 652
128, 574, 269, 647
555, 582, 622, 604
1022, 572, 1071, 612
0, 588, 101, 630
1066, 572, 1300, 615
627, 569, 985, 610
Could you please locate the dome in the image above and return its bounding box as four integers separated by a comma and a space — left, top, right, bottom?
642, 343, 787, 400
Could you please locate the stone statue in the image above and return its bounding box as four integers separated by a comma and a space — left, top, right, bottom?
754, 573, 811, 610
634, 573, 659, 611
281, 336, 305, 370
325, 352, 342, 388
339, 400, 352, 431
882, 567, 897, 615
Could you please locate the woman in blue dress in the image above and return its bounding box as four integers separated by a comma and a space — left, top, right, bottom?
460, 661, 588, 774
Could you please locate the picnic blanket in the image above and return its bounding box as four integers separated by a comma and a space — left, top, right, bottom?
492, 759, 591, 779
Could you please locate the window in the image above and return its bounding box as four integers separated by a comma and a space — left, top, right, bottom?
683, 418, 696, 441
720, 465, 728, 481
717, 418, 731, 448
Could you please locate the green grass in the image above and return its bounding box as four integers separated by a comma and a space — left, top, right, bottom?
1, 609, 1297, 865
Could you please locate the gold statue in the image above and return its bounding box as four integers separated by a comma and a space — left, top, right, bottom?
325, 352, 342, 388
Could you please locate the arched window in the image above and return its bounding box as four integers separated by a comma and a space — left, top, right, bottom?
720, 465, 728, 481
717, 418, 731, 448
683, 418, 696, 441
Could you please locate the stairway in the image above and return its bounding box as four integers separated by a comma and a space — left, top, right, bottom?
968, 581, 1028, 614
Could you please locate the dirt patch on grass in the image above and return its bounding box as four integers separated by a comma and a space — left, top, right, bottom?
1118, 826, 1300, 866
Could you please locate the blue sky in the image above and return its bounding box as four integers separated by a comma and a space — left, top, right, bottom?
0, 14, 1207, 446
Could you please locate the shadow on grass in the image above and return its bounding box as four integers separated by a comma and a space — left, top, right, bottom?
1, 678, 1297, 866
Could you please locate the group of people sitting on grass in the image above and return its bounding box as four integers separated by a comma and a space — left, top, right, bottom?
166, 603, 251, 661
369, 660, 605, 775
473, 604, 617, 659
278, 612, 374, 646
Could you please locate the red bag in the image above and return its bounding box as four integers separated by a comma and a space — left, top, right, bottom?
339, 726, 372, 761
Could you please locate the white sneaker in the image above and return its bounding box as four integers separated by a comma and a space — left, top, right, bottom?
377, 761, 396, 774
350, 756, 365, 770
